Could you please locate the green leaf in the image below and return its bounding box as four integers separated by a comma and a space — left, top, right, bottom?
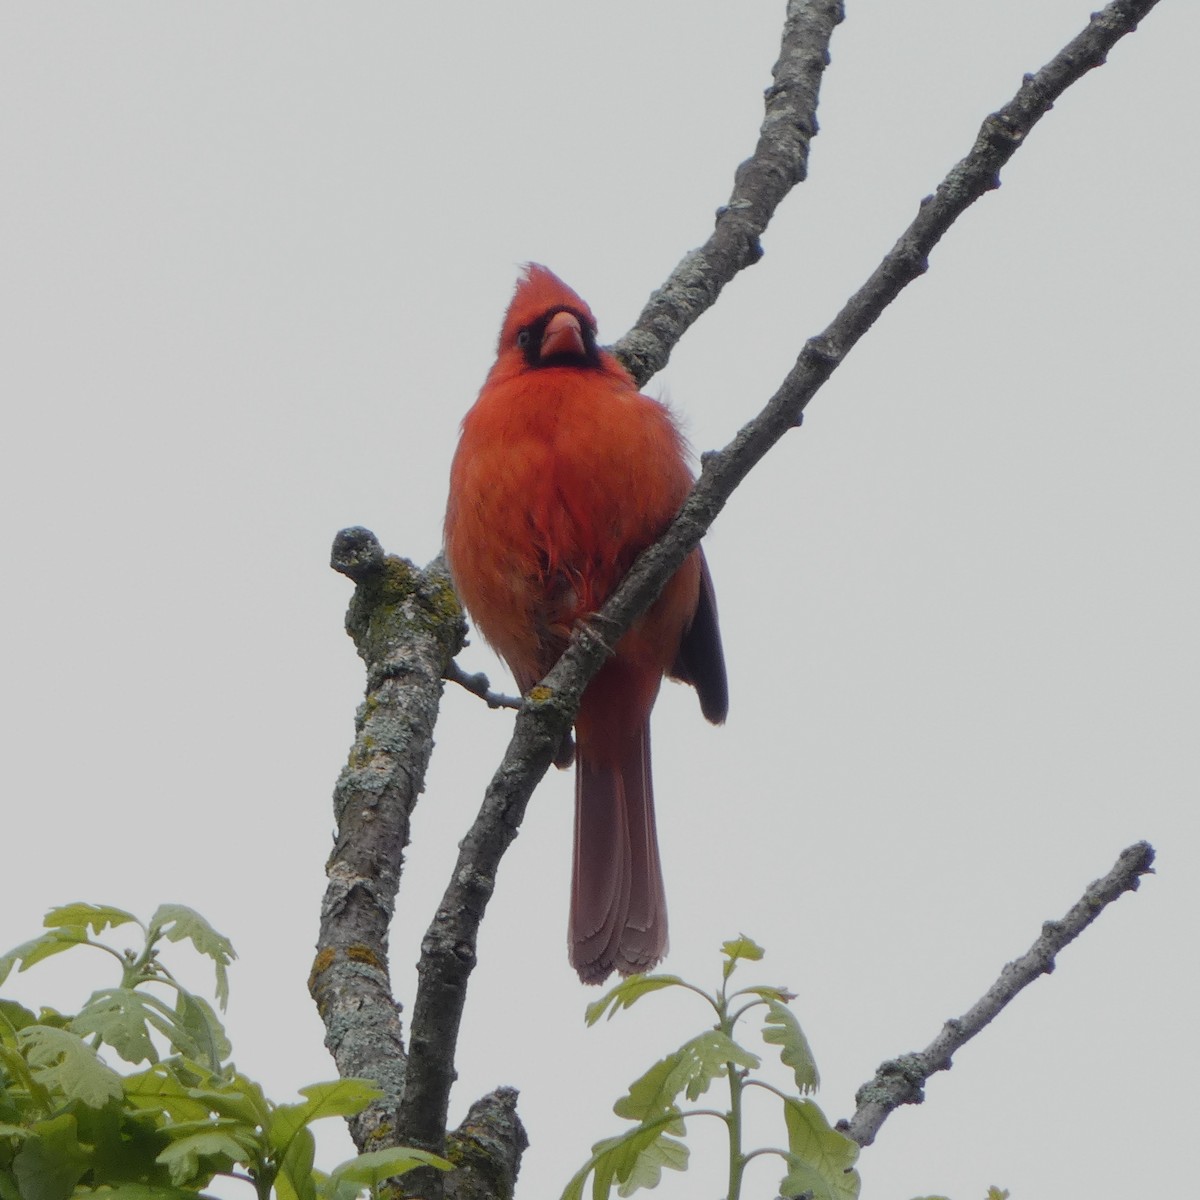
71, 1100, 172, 1189
275, 1123, 317, 1200
614, 1030, 757, 1122
314, 1171, 364, 1200
11, 1113, 90, 1200
0, 929, 89, 985
296, 1078, 383, 1120
762, 997, 820, 1094
0, 1043, 52, 1111
155, 1128, 250, 1187
43, 903, 140, 937
721, 935, 763, 981
328, 1146, 452, 1187
584, 976, 687, 1026
614, 1129, 687, 1197
171, 991, 231, 1072
67, 1186, 219, 1199
780, 1097, 860, 1200
123, 994, 205, 1064
153, 1116, 251, 1139
122, 1064, 213, 1124
0, 1000, 37, 1041
180, 1070, 271, 1131
72, 989, 159, 1065
720, 936, 764, 963
562, 1118, 688, 1200
268, 1079, 383, 1155
33, 1007, 71, 1030
17, 1026, 123, 1108
736, 984, 794, 1004
985, 1190, 1010, 1200
147, 906, 236, 1009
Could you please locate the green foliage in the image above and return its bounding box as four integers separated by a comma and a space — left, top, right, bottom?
909, 1192, 1009, 1200
0, 904, 450, 1199
565, 936, 861, 1200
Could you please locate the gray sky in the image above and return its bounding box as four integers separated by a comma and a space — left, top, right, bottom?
2, 3, 1196, 1198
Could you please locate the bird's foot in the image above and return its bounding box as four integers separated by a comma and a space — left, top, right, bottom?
576, 611, 622, 657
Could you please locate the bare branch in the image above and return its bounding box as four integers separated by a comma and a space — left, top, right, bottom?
445, 659, 522, 711
397, 0, 1162, 1175
559, 0, 1167, 674
839, 840, 1157, 1147
310, 528, 466, 1151
613, 0, 846, 386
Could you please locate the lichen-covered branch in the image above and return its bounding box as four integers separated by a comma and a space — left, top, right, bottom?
839, 840, 1157, 1147
612, 0, 846, 387
317, 532, 529, 1200
445, 1087, 529, 1200
310, 528, 466, 1151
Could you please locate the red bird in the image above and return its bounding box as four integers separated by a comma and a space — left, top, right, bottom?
444, 265, 727, 984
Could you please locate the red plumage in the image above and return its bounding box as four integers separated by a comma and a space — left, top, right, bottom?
444, 265, 727, 983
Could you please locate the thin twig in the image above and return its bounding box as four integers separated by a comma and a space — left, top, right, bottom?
396, 0, 1162, 1178
839, 840, 1157, 1147
445, 659, 522, 711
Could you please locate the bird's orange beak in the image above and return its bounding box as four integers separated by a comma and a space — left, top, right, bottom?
540, 310, 586, 359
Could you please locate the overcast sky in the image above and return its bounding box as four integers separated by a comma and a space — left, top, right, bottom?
2, 3, 1197, 1198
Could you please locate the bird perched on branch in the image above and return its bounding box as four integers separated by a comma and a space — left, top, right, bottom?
444, 265, 727, 984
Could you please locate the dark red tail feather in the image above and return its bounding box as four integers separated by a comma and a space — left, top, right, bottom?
570, 718, 667, 984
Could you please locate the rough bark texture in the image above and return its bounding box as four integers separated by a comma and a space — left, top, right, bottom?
445, 1087, 529, 1200
311, 529, 466, 1149
572, 0, 1166, 680
840, 841, 1157, 1147
613, 0, 846, 387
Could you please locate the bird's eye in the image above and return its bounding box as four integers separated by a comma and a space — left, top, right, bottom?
516, 329, 531, 349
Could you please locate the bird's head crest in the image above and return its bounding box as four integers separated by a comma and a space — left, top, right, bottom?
498, 264, 597, 353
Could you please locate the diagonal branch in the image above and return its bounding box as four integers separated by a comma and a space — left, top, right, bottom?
839, 840, 1157, 1147
545, 0, 1165, 686
613, 0, 846, 387
396, 0, 1163, 1177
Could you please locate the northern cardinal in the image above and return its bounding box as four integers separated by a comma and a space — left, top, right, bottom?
444, 265, 727, 984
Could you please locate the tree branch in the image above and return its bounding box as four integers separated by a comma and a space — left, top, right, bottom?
554, 0, 1166, 677
445, 658, 522, 711
446, 1087, 529, 1200
310, 528, 466, 1152
613, 0, 845, 387
398, 0, 1162, 1179
839, 840, 1157, 1147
